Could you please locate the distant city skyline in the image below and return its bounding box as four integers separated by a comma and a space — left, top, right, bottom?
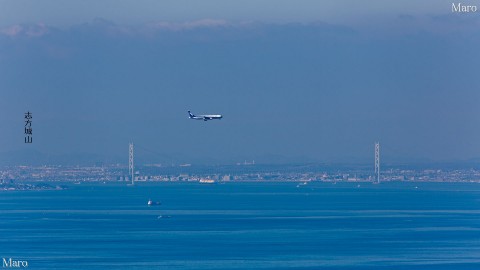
1, 1, 479, 165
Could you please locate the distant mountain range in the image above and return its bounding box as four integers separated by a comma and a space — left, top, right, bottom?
1, 149, 479, 169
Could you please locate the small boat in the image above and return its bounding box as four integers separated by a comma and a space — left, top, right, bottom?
199, 179, 215, 184
147, 199, 161, 206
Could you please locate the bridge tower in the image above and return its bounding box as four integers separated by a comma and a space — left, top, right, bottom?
374, 142, 380, 183
129, 142, 134, 185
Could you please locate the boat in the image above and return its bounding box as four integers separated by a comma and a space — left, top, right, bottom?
147, 199, 161, 206
199, 179, 215, 184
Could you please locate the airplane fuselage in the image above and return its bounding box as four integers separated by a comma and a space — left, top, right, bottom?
188, 111, 222, 121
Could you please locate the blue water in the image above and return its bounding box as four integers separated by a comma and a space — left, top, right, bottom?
1, 182, 480, 269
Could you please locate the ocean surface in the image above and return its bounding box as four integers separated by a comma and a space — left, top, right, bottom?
1, 181, 480, 269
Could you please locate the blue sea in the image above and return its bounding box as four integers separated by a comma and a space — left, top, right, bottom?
1, 182, 480, 269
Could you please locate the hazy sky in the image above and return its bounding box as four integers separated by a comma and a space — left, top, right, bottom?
0, 0, 455, 26
0, 1, 479, 165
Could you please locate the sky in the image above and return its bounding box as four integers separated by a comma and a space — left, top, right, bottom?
0, 0, 450, 26
0, 1, 479, 165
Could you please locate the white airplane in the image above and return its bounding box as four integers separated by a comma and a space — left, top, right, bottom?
188, 110, 223, 121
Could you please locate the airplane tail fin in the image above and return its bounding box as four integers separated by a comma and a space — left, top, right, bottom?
188, 111, 195, 118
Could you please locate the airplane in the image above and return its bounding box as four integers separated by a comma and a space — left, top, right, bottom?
188, 110, 223, 121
